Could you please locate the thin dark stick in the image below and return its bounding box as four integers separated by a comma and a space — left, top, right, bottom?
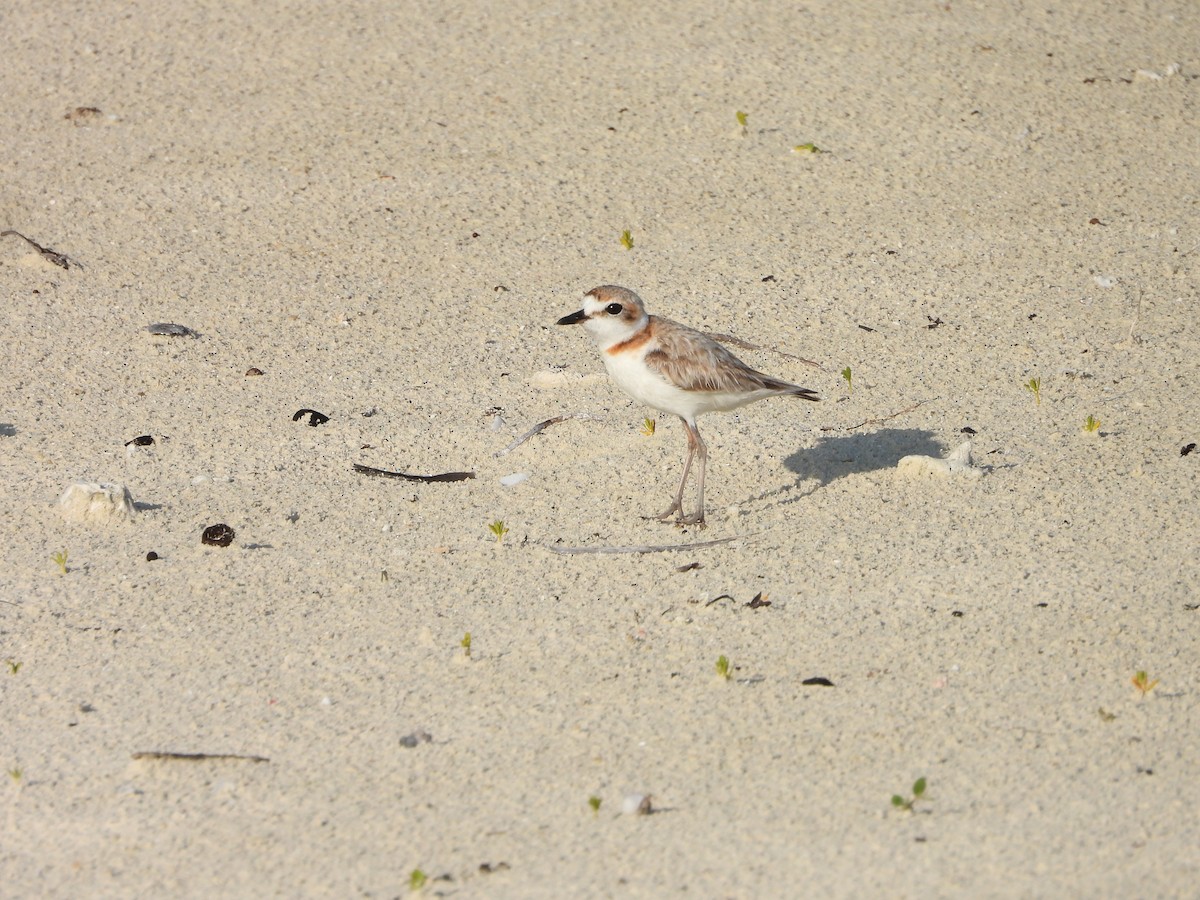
547, 534, 750, 555
820, 398, 934, 432
706, 332, 824, 370
495, 412, 600, 457
353, 463, 475, 483
131, 751, 269, 763
1, 230, 71, 269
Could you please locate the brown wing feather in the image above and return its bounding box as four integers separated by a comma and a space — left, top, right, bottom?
643, 317, 818, 399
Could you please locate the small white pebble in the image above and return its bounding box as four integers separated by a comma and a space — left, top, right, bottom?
499, 472, 530, 487
59, 482, 136, 523
621, 793, 653, 815
1093, 275, 1116, 289
897, 441, 984, 480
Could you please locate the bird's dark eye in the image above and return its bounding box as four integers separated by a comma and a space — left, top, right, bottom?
605, 303, 623, 315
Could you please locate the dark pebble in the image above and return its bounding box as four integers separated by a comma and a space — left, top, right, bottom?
201, 524, 235, 547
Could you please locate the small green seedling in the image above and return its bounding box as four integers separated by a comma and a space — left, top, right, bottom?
715, 655, 732, 681
792, 142, 824, 153
735, 110, 748, 134
640, 417, 656, 436
488, 520, 509, 544
588, 795, 602, 814
841, 366, 853, 395
620, 229, 634, 250
6, 660, 20, 675
461, 632, 472, 658
1132, 670, 1159, 697
409, 868, 428, 891
1084, 415, 1101, 433
891, 777, 927, 812
1024, 377, 1042, 405
51, 550, 68, 574
7, 768, 22, 784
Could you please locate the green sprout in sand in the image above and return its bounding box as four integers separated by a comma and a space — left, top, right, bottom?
715, 655, 732, 681
891, 777, 927, 812
51, 550, 68, 575
735, 110, 749, 135
640, 416, 656, 436
6, 660, 21, 675
1132, 670, 1159, 698
1084, 415, 1101, 433
488, 520, 509, 544
841, 366, 853, 395
408, 868, 428, 891
588, 795, 602, 814
461, 632, 472, 658
793, 142, 824, 153
7, 767, 22, 784
1024, 377, 1042, 405
620, 229, 634, 250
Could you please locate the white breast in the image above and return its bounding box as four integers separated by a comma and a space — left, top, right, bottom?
603, 347, 707, 420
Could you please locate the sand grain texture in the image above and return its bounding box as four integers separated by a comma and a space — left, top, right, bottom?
2, 0, 1198, 896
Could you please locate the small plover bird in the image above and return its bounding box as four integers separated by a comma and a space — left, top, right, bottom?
558, 285, 819, 525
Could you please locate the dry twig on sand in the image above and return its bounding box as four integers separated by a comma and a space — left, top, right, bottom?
820, 398, 934, 432
353, 463, 475, 483
1, 229, 72, 269
547, 534, 749, 555
131, 751, 269, 763
495, 412, 601, 457
706, 332, 825, 371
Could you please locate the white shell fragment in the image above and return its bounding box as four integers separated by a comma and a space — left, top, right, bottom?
59, 482, 137, 523
897, 441, 984, 480
499, 472, 530, 487
621, 793, 653, 816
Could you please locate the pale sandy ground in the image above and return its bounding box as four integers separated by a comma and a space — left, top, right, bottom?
2, 0, 1198, 896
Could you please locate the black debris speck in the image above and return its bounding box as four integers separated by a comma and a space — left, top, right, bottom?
201, 524, 235, 547
746, 592, 772, 609
125, 435, 154, 447
146, 323, 193, 337
400, 729, 433, 748
1182, 443, 1196, 457
145, 551, 159, 561
802, 676, 835, 687
292, 409, 330, 426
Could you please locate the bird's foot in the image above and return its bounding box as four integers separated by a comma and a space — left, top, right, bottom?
643, 503, 705, 528
643, 506, 681, 523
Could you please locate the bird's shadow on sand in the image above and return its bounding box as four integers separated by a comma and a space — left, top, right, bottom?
732, 428, 943, 510
786, 427, 943, 485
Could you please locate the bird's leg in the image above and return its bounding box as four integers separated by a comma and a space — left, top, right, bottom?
645, 416, 695, 522
674, 421, 708, 526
